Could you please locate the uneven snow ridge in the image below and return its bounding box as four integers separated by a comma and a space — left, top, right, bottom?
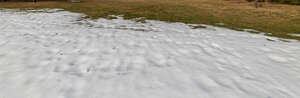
0, 9, 300, 98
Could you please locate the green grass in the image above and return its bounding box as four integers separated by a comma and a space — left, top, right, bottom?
0, 0, 300, 40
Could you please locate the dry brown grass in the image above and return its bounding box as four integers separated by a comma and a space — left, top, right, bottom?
1, 0, 300, 40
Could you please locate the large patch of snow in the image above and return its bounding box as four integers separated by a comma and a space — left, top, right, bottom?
0, 9, 300, 98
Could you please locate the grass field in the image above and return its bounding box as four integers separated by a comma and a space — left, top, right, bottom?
1, 0, 300, 40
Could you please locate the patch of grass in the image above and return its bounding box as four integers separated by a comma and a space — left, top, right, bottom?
0, 0, 300, 40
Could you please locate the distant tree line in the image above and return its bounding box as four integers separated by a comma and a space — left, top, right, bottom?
247, 0, 300, 5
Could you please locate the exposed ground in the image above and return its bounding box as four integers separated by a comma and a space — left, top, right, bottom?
1, 0, 300, 40
0, 9, 300, 98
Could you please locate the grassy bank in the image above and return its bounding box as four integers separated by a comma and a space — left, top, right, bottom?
1, 0, 300, 40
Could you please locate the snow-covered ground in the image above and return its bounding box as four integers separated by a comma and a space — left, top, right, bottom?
0, 9, 300, 98
289, 33, 300, 37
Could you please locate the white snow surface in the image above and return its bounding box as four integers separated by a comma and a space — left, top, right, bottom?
0, 9, 300, 98
289, 33, 300, 37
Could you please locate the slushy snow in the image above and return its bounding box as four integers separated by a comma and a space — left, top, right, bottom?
0, 9, 300, 98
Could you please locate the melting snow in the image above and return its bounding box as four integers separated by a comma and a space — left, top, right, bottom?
0, 9, 300, 98
289, 33, 300, 37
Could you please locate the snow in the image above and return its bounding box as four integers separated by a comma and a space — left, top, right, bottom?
0, 9, 300, 98
289, 33, 300, 37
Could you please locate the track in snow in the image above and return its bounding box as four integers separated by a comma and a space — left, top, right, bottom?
0, 9, 300, 98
